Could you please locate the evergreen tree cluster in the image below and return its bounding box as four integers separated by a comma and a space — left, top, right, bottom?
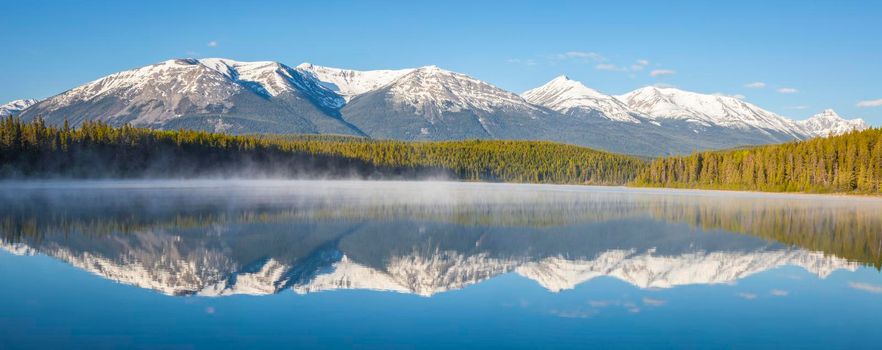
0, 117, 644, 184
634, 128, 882, 194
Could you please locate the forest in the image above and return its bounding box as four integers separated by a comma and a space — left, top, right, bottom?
0, 117, 643, 184
633, 128, 882, 194
3, 117, 881, 194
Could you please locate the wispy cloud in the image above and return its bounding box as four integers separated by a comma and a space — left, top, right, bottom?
507, 58, 537, 66
207, 40, 219, 47
588, 300, 613, 307
552, 51, 606, 62
596, 63, 625, 71
642, 297, 667, 306
650, 69, 676, 77
770, 289, 789, 297
857, 98, 882, 108
777, 87, 799, 94
630, 59, 650, 71
850, 282, 882, 294
745, 82, 766, 89
551, 308, 598, 319
737, 292, 758, 300
784, 105, 810, 110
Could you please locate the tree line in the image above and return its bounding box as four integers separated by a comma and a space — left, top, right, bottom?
4, 116, 881, 193
0, 117, 644, 184
633, 128, 882, 194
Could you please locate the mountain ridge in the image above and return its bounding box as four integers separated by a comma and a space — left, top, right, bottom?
12, 58, 872, 156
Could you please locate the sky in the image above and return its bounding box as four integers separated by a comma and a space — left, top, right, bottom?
1, 0, 880, 125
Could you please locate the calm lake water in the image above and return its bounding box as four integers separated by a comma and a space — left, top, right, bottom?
1, 180, 881, 349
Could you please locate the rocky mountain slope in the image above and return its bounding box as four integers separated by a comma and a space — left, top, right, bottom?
13, 58, 872, 155
0, 99, 38, 117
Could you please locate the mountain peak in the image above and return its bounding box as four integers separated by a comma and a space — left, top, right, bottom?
385, 65, 536, 114
523, 76, 639, 123
812, 109, 842, 120
798, 109, 868, 137
618, 85, 806, 138
0, 98, 39, 117
296, 63, 414, 97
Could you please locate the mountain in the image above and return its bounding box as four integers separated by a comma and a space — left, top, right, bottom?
340, 65, 557, 140
618, 86, 807, 140
0, 99, 38, 117
13, 57, 875, 156
296, 63, 413, 99
796, 109, 869, 137
522, 76, 641, 123
18, 58, 363, 135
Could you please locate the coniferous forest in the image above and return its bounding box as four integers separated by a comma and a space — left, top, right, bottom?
0, 117, 643, 184
634, 128, 882, 194
2, 117, 881, 194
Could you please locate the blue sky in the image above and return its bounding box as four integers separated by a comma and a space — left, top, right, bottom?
2, 0, 880, 124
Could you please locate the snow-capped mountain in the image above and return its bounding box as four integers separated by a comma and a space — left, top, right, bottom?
617, 86, 808, 139
340, 65, 553, 140
13, 57, 875, 155
523, 76, 641, 123
796, 109, 869, 137
19, 58, 360, 135
296, 63, 414, 99
0, 98, 38, 117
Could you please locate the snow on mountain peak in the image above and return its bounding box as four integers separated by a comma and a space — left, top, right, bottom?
385, 65, 539, 114
618, 86, 806, 137
0, 98, 38, 117
296, 63, 414, 99
523, 76, 640, 123
797, 109, 869, 137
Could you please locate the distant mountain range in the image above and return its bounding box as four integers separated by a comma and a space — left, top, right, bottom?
9, 58, 870, 155
0, 98, 37, 117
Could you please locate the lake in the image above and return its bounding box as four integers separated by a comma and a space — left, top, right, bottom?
1, 180, 881, 349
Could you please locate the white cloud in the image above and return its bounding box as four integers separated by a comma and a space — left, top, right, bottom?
770, 289, 789, 297
637, 59, 650, 66
507, 58, 536, 66
207, 40, 219, 47
588, 300, 612, 307
777, 87, 799, 94
784, 105, 810, 110
857, 98, 882, 108
642, 297, 667, 306
552, 51, 605, 62
650, 69, 676, 77
630, 64, 644, 71
596, 63, 624, 71
745, 82, 766, 89
551, 308, 598, 319
850, 282, 882, 294
737, 292, 758, 300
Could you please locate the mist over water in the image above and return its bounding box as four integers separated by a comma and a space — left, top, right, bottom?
1, 180, 881, 349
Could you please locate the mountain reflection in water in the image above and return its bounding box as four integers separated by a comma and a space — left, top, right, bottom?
1, 180, 880, 297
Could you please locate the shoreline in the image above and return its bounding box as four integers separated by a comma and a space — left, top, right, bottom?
2, 178, 880, 201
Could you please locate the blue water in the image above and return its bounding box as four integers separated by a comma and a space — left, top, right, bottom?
1, 180, 881, 349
